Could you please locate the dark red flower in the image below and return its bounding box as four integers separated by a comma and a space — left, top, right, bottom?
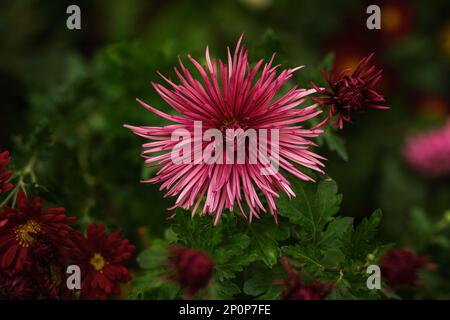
167, 246, 214, 298
0, 191, 76, 272
277, 257, 333, 300
0, 264, 71, 300
380, 249, 436, 289
36, 263, 74, 299
311, 53, 389, 129
0, 151, 13, 194
29, 233, 58, 267
69, 224, 135, 300
0, 270, 39, 300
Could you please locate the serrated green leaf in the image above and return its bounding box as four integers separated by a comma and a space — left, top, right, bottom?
319, 217, 353, 247
249, 225, 279, 267
345, 209, 382, 260
282, 245, 324, 270
279, 178, 342, 242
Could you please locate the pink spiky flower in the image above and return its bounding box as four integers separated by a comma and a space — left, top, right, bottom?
125, 36, 325, 224
404, 120, 450, 178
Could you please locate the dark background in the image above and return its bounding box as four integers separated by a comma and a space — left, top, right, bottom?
1, 0, 450, 298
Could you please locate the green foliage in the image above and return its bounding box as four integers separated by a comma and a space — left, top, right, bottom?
131, 177, 387, 300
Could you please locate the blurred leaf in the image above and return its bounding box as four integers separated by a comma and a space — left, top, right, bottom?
136, 242, 168, 269
322, 130, 348, 161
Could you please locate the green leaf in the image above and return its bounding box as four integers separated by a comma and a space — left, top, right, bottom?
136, 243, 168, 269
243, 269, 275, 296
282, 245, 324, 270
345, 209, 382, 260
214, 233, 257, 281
319, 217, 353, 247
321, 247, 345, 267
320, 52, 335, 73
327, 279, 356, 300
209, 281, 241, 300
279, 178, 342, 242
409, 207, 432, 237
250, 216, 290, 267
323, 130, 348, 161
249, 225, 279, 267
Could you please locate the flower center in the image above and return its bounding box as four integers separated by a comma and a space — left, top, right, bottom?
220, 118, 248, 131
14, 219, 41, 247
90, 253, 106, 271
336, 80, 365, 111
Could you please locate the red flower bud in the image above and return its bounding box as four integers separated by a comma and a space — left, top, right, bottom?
168, 246, 214, 298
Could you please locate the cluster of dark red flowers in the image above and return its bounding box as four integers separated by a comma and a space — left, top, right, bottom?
312, 53, 389, 129
0, 150, 135, 300
166, 246, 214, 299
277, 257, 334, 300
380, 249, 436, 289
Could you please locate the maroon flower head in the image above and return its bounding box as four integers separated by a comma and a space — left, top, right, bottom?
69, 224, 135, 300
167, 246, 214, 298
380, 249, 436, 289
277, 257, 333, 300
0, 191, 76, 272
312, 53, 389, 129
0, 265, 70, 300
0, 151, 13, 194
29, 233, 58, 267
0, 270, 39, 300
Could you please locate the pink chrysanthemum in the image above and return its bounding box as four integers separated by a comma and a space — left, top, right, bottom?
404, 120, 450, 178
125, 36, 325, 223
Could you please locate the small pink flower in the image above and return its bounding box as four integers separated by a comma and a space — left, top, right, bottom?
404, 120, 450, 178
125, 36, 325, 223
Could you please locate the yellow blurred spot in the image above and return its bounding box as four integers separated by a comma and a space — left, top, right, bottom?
240, 0, 272, 10
382, 6, 403, 32
417, 96, 449, 118
335, 56, 361, 75
440, 21, 450, 59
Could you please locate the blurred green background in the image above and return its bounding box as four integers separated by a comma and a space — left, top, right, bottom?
1, 0, 450, 298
